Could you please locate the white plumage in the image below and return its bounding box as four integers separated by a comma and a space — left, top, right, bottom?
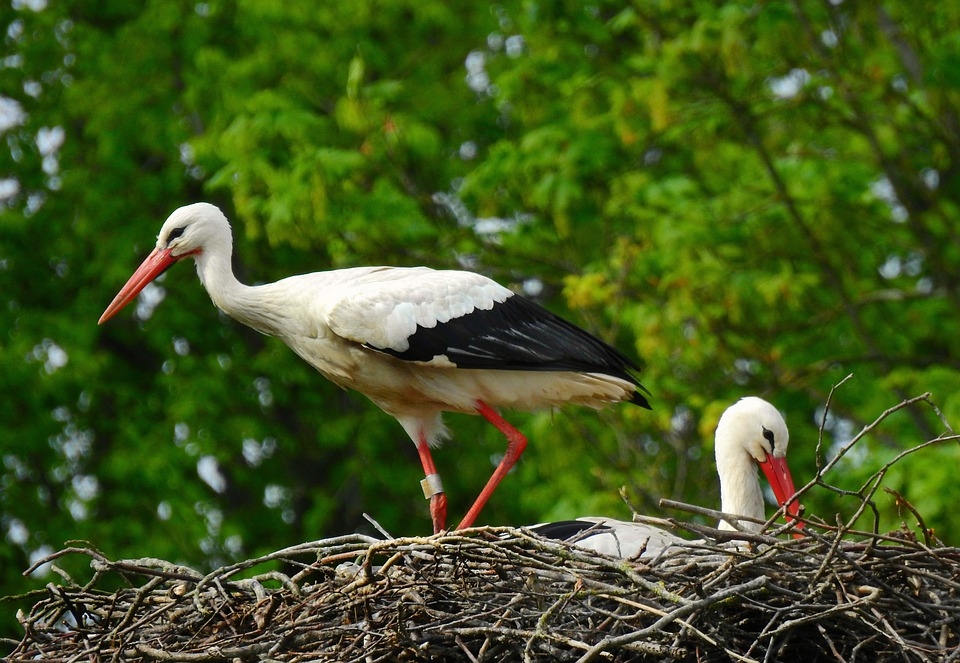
99, 203, 650, 533
532, 397, 803, 558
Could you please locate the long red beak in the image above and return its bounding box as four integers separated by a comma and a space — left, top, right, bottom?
98, 247, 178, 324
759, 453, 805, 535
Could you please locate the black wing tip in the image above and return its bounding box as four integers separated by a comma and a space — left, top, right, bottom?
529, 520, 612, 541
631, 387, 652, 410
610, 367, 651, 409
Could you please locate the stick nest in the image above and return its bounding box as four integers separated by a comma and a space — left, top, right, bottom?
5, 519, 959, 662
5, 391, 960, 661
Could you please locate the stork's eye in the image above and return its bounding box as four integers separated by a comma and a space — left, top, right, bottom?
762, 426, 775, 448
166, 227, 186, 243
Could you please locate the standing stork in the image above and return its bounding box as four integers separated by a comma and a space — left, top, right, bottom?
99, 203, 650, 533
532, 397, 803, 558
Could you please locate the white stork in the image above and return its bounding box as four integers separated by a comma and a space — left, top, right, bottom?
99, 203, 650, 533
531, 397, 803, 558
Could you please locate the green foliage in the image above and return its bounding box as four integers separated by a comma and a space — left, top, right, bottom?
2, 0, 959, 642
460, 0, 960, 530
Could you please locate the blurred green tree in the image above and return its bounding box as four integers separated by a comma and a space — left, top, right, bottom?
467, 1, 960, 534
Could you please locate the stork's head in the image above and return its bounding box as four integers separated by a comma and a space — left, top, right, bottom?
154, 203, 232, 259
715, 396, 803, 531
98, 203, 232, 324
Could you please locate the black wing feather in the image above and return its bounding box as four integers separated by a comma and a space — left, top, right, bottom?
371, 294, 650, 408
529, 520, 614, 541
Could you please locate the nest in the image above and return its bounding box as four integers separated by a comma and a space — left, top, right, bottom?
4, 515, 959, 662
5, 391, 960, 662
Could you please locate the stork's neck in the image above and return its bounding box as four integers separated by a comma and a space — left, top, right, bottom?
716, 447, 766, 532
193, 248, 285, 336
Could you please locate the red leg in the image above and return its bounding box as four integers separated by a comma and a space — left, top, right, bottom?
415, 432, 447, 534
457, 401, 528, 529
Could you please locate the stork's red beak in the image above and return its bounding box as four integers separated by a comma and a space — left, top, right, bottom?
99, 247, 178, 324
759, 453, 805, 537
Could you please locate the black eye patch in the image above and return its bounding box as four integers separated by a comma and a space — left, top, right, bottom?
166, 227, 186, 244
762, 426, 775, 448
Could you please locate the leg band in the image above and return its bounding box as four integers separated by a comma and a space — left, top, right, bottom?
420, 473, 444, 499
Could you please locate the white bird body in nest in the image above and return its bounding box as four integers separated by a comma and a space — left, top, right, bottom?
99, 203, 650, 533
532, 397, 803, 558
